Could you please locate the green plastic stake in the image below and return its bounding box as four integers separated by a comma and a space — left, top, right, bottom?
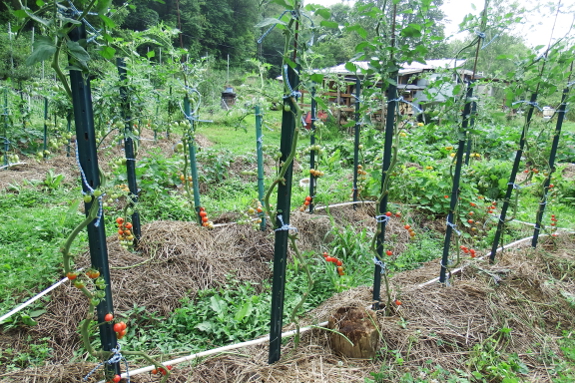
352, 78, 361, 206
439, 85, 473, 284
255, 105, 266, 230
308, 87, 316, 213
66, 112, 71, 157
532, 87, 569, 247
68, 24, 119, 377
489, 93, 538, 263
117, 58, 142, 242
269, 65, 298, 364
464, 95, 477, 165
184, 95, 202, 225
43, 97, 48, 158
3, 88, 8, 166
372, 79, 396, 310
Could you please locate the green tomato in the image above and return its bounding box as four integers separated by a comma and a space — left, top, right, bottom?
83, 195, 93, 203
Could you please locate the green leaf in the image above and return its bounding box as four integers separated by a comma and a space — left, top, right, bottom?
255, 17, 286, 28
147, 50, 155, 58
346, 25, 367, 39
210, 296, 225, 315
99, 14, 116, 29
96, 0, 112, 15
26, 36, 56, 66
24, 9, 51, 27
452, 84, 462, 95
21, 314, 38, 326
65, 65, 83, 72
315, 8, 331, 19
234, 301, 252, 322
195, 321, 213, 332
310, 73, 324, 83
36, 0, 45, 6
345, 62, 357, 73
320, 20, 339, 28
66, 41, 91, 62
13, 9, 28, 18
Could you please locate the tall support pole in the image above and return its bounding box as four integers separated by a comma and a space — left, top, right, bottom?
117, 58, 142, 242
308, 87, 316, 213
352, 78, 361, 206
43, 98, 48, 158
439, 85, 474, 284
66, 112, 71, 157
372, 79, 396, 309
464, 95, 477, 165
68, 24, 119, 376
489, 93, 538, 263
2, 88, 8, 166
532, 87, 569, 247
269, 65, 298, 364
255, 105, 266, 230
184, 96, 202, 224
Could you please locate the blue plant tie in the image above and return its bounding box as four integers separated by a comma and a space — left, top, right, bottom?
512, 100, 543, 111
388, 98, 423, 114
375, 215, 390, 224
257, 10, 296, 44
481, 33, 499, 49
75, 144, 104, 227
446, 219, 461, 236
475, 30, 486, 39
82, 344, 130, 382
275, 214, 298, 233
373, 257, 386, 274
507, 182, 522, 190
283, 65, 302, 100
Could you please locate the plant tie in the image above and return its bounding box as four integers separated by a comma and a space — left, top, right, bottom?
283, 65, 302, 100
375, 215, 390, 224
388, 98, 424, 114
63, 0, 102, 43
512, 100, 543, 112
475, 30, 486, 39
275, 214, 298, 233
373, 257, 386, 274
446, 218, 461, 236
507, 182, 522, 190
82, 344, 130, 382
257, 134, 264, 145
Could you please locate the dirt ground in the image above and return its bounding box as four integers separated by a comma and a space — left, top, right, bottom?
0, 202, 573, 382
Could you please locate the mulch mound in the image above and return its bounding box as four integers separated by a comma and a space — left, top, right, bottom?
0, 207, 574, 382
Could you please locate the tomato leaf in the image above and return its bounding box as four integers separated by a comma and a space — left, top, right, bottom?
26, 36, 56, 66
96, 0, 112, 15
66, 41, 91, 62
98, 46, 116, 60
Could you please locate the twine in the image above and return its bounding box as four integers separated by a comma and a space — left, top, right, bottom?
83, 344, 130, 382
275, 214, 298, 233
388, 98, 423, 114
375, 215, 390, 224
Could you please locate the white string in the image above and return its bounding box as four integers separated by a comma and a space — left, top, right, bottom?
512, 100, 543, 112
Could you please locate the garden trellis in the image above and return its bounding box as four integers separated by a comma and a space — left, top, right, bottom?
1, 0, 575, 380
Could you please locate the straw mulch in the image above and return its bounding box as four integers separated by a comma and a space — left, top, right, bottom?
0, 208, 573, 382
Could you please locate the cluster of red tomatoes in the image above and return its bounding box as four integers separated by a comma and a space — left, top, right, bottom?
550, 213, 559, 235
299, 195, 313, 212
151, 365, 173, 376
460, 245, 477, 258
199, 207, 214, 229
116, 217, 134, 247
323, 252, 345, 276
112, 319, 128, 340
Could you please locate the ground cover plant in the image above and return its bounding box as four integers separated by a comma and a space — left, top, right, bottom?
0, 0, 574, 381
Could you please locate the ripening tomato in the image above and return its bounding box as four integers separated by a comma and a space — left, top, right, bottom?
67, 272, 78, 280
116, 217, 124, 225
112, 375, 121, 383
124, 222, 133, 230
199, 211, 207, 217
113, 323, 122, 332
386, 250, 393, 256
202, 216, 209, 223
104, 313, 114, 322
